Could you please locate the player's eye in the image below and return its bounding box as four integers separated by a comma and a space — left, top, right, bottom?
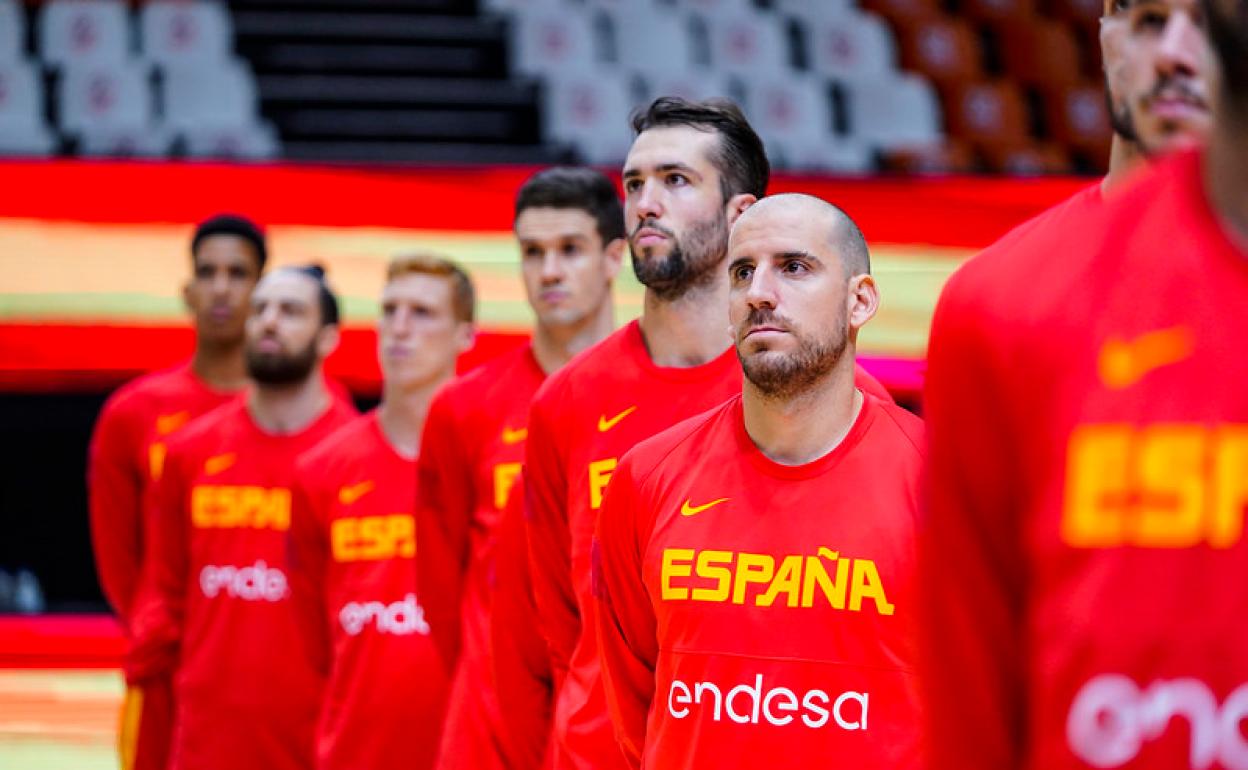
1133, 7, 1168, 29
561, 242, 581, 256
382, 303, 396, 316
666, 173, 689, 187
731, 263, 754, 282
783, 259, 808, 275
522, 246, 542, 259
623, 178, 642, 193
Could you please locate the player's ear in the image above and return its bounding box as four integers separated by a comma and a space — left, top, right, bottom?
181, 280, 195, 315
724, 193, 757, 228
603, 238, 626, 282
847, 274, 879, 333
316, 323, 341, 359
454, 322, 475, 355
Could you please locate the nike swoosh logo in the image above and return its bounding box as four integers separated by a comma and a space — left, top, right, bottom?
1098, 326, 1192, 390
680, 497, 730, 516
204, 453, 236, 476
501, 427, 528, 445
339, 480, 375, 505
155, 411, 190, 436
598, 406, 638, 433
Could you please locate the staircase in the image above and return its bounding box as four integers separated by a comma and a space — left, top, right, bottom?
229, 0, 571, 164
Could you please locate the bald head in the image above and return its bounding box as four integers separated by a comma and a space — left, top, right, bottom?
731, 193, 870, 278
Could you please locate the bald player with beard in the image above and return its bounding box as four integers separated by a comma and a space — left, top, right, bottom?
596, 194, 926, 770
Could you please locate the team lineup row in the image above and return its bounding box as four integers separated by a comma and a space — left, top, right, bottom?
86, 2, 1247, 769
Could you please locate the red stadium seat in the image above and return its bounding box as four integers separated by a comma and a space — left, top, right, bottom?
898, 16, 983, 87
959, 0, 1037, 27
943, 79, 1030, 151
880, 138, 977, 174
981, 141, 1073, 174
860, 0, 942, 29
1044, 81, 1112, 158
998, 19, 1084, 88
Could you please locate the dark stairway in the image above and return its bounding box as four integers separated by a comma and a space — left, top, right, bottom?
229, 0, 572, 164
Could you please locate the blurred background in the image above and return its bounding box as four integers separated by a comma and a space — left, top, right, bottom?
0, 0, 1102, 765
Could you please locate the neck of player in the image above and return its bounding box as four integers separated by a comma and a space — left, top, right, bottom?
377, 373, 449, 460
531, 298, 615, 375
191, 338, 249, 391
638, 267, 732, 368
1102, 134, 1143, 198
1205, 103, 1248, 250
742, 354, 864, 467
247, 370, 331, 435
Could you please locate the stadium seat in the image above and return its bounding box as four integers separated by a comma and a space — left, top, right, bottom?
842, 72, 943, 151
541, 70, 636, 164
78, 126, 171, 158
782, 138, 875, 174
943, 79, 1030, 151
859, 0, 943, 30
58, 63, 153, 137
184, 120, 281, 160
40, 0, 130, 69
0, 62, 56, 156
696, 10, 793, 78
1050, 0, 1102, 30
898, 16, 983, 87
0, 0, 25, 63
981, 141, 1072, 174
958, 0, 1037, 28
140, 0, 233, 67
741, 75, 838, 167
881, 139, 976, 173
799, 9, 898, 79
162, 59, 260, 132
774, 0, 856, 23
640, 71, 734, 105
1045, 81, 1112, 157
508, 8, 599, 78
605, 6, 699, 79
672, 0, 758, 12
998, 20, 1083, 89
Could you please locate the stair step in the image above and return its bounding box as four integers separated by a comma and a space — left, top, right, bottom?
245, 43, 502, 76
276, 107, 537, 141
258, 75, 536, 106
281, 140, 573, 164
233, 12, 503, 43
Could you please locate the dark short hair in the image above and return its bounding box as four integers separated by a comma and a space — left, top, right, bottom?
630, 96, 770, 201
192, 214, 267, 271
386, 253, 476, 323
514, 166, 625, 245
287, 264, 339, 327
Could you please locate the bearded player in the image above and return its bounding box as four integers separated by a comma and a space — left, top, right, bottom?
415, 167, 624, 770
524, 97, 891, 770
126, 266, 357, 770
921, 1, 1248, 767
289, 255, 474, 770
88, 214, 265, 770
596, 194, 925, 770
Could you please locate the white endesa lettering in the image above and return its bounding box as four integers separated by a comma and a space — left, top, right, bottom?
668, 674, 867, 731
338, 593, 430, 637
1067, 674, 1248, 769
199, 561, 288, 602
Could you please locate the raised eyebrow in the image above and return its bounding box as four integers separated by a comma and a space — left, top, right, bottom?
775, 250, 820, 263
728, 256, 756, 272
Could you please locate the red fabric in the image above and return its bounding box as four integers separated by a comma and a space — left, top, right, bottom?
921, 150, 1248, 769
87, 362, 242, 623
0, 615, 125, 668
492, 476, 555, 770
127, 396, 357, 770
130, 677, 174, 770
595, 394, 926, 769
289, 412, 447, 770
414, 344, 546, 770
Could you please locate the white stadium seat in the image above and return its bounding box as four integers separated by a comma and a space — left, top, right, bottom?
0, 0, 26, 63
639, 71, 735, 105
0, 62, 56, 156
78, 126, 172, 158
184, 120, 281, 160
842, 72, 943, 151
605, 6, 698, 80
141, 0, 233, 66
542, 70, 636, 165
742, 75, 835, 160
775, 0, 857, 25
40, 0, 130, 69
162, 58, 259, 132
58, 62, 153, 137
782, 139, 874, 174
509, 8, 598, 77
804, 10, 898, 79
697, 10, 792, 78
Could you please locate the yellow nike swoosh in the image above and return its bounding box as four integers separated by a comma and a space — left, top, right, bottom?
501, 427, 528, 445
155, 411, 190, 436
204, 453, 236, 476
597, 406, 638, 433
680, 497, 730, 516
1098, 326, 1192, 390
339, 480, 375, 505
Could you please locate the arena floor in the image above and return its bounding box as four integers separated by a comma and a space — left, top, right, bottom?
0, 669, 121, 769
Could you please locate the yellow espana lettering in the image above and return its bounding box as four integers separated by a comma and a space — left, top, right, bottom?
190, 485, 290, 530
331, 514, 415, 562
1212, 427, 1248, 549
758, 554, 803, 608
494, 462, 523, 510
731, 553, 774, 605
1134, 425, 1204, 548
661, 548, 694, 600
691, 550, 732, 602
588, 458, 618, 510
848, 558, 895, 615
1062, 425, 1131, 547
801, 549, 848, 609
392, 514, 416, 558
331, 518, 360, 562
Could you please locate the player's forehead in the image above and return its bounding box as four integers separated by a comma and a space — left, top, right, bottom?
193, 234, 259, 268
253, 270, 317, 307
623, 126, 720, 179
382, 271, 452, 306
515, 206, 599, 242
1112, 0, 1199, 13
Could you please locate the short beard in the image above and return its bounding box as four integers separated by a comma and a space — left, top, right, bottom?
630, 212, 728, 302
246, 337, 318, 386
737, 308, 848, 401
1104, 75, 1140, 146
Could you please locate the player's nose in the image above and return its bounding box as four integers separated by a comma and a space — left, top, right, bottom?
745, 265, 779, 309
633, 179, 664, 221
540, 250, 564, 283
1156, 11, 1201, 77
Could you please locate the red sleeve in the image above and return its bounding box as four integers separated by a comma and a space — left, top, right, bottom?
126, 442, 191, 685
288, 458, 332, 677
593, 455, 657, 769
919, 270, 1025, 768
414, 389, 477, 670
492, 475, 554, 770
522, 383, 579, 687
87, 394, 145, 622
852, 362, 893, 404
